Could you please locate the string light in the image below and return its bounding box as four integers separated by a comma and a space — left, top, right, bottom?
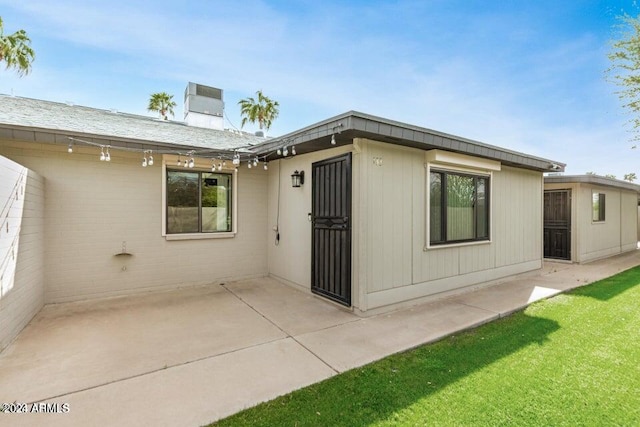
66, 137, 285, 174
277, 148, 281, 155
331, 134, 336, 145
292, 146, 296, 155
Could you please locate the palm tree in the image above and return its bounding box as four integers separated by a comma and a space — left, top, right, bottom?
148, 92, 177, 120
0, 17, 35, 76
238, 90, 279, 131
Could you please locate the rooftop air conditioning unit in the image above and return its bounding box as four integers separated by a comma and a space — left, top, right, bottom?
184, 82, 224, 130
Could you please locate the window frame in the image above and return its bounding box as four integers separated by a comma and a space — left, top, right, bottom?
427, 167, 491, 247
591, 192, 606, 223
162, 158, 237, 240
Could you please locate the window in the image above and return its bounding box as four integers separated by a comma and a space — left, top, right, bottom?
592, 192, 606, 222
166, 170, 232, 234
430, 170, 489, 245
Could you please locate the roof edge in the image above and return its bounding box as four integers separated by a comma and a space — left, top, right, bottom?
545, 174, 640, 193
253, 111, 565, 172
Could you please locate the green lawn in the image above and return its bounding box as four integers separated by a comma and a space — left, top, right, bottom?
212, 267, 640, 426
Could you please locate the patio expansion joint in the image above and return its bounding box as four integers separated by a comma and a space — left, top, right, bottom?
448, 300, 502, 318
222, 285, 341, 374
22, 335, 289, 405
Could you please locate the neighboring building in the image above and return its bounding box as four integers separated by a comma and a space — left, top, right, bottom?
0, 87, 565, 350
544, 175, 640, 263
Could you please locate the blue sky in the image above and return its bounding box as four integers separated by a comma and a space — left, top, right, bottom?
0, 0, 638, 177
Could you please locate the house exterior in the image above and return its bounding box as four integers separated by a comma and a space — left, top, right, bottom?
259, 113, 564, 314
0, 89, 564, 350
544, 175, 640, 263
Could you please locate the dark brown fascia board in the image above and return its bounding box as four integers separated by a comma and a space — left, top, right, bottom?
0, 124, 248, 154
251, 111, 565, 172
545, 174, 640, 193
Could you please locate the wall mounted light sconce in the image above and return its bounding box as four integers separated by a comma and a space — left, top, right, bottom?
291, 170, 305, 188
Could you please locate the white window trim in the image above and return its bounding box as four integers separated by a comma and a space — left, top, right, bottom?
161, 155, 238, 240
424, 162, 494, 250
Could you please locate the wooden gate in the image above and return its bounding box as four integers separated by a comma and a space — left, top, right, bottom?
311, 153, 352, 306
544, 190, 571, 260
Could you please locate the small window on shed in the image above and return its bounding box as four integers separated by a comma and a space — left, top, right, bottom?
592, 192, 606, 222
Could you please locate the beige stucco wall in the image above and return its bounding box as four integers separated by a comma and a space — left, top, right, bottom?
544, 181, 638, 263
267, 138, 544, 313
0, 155, 44, 352
0, 141, 268, 303
266, 145, 358, 303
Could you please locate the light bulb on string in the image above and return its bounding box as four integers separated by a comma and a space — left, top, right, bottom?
142, 155, 148, 167
177, 156, 181, 166
222, 160, 226, 168
283, 146, 289, 157
100, 147, 106, 161
292, 146, 296, 155
248, 162, 252, 169
183, 159, 188, 168
331, 134, 336, 145
148, 152, 153, 166
67, 144, 73, 153
189, 158, 195, 168
263, 162, 268, 170
217, 163, 223, 171
105, 147, 111, 162
277, 148, 281, 156
253, 157, 258, 167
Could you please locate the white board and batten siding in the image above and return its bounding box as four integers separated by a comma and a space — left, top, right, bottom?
0, 155, 45, 352
356, 138, 543, 312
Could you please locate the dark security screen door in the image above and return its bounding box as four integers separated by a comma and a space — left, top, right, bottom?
311, 153, 352, 306
544, 190, 571, 260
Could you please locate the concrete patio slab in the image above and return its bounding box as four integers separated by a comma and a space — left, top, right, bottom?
224, 277, 357, 336
449, 278, 564, 316
296, 300, 498, 372
0, 285, 287, 404
4, 338, 335, 427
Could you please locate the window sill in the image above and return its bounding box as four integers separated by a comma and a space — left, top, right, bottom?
424, 239, 491, 251
165, 232, 236, 241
